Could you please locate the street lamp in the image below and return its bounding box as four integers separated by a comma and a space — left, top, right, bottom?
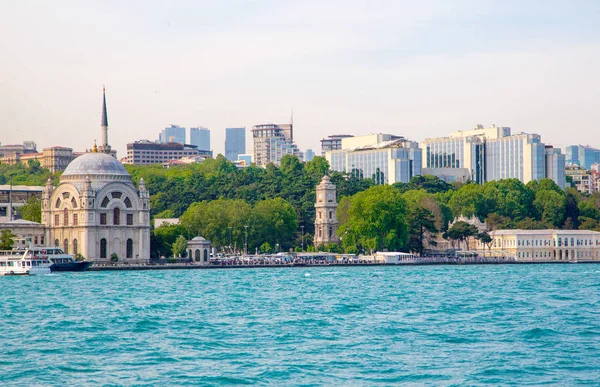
244, 225, 249, 256
228, 226, 232, 255
301, 225, 305, 251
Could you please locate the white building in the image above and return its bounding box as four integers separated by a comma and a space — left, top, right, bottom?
475, 229, 600, 261
42, 90, 151, 262
314, 175, 339, 248
326, 134, 422, 184
422, 125, 565, 188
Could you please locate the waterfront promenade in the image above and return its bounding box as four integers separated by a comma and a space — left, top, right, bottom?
88, 256, 599, 271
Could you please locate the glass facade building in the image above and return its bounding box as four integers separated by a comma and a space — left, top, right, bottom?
190, 127, 210, 151
565, 145, 600, 170
159, 125, 186, 145
326, 135, 421, 184
422, 125, 565, 187
225, 127, 246, 161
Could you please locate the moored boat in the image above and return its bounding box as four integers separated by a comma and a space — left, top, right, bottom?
0, 249, 52, 276
28, 247, 93, 272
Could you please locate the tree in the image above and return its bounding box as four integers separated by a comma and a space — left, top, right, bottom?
152, 224, 189, 258
250, 198, 298, 251
407, 207, 438, 255
476, 232, 493, 257
534, 190, 566, 228
448, 183, 487, 219
443, 221, 477, 250
172, 235, 187, 258
260, 242, 272, 254
17, 196, 42, 223
110, 253, 119, 262
338, 185, 408, 253
0, 230, 16, 250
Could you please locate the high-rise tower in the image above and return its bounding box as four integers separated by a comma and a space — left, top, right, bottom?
314, 175, 339, 248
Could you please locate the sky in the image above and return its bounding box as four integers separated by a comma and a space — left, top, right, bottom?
1, 0, 600, 158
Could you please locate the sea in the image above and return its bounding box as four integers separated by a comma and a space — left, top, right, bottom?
1, 264, 599, 386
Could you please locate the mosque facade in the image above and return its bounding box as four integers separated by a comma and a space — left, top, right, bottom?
41, 88, 150, 262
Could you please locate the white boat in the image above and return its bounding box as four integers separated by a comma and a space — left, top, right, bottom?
0, 249, 53, 276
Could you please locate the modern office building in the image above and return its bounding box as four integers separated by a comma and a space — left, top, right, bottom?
225, 127, 246, 161
565, 145, 600, 170
320, 135, 354, 156
159, 125, 186, 145
326, 134, 422, 184
545, 146, 567, 189
252, 124, 302, 166
126, 141, 212, 165
422, 125, 565, 187
190, 127, 210, 151
305, 149, 315, 162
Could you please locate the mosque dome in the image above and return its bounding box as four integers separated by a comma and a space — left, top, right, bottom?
61, 153, 130, 181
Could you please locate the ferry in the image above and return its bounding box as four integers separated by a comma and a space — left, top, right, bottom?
0, 249, 52, 276
30, 247, 93, 272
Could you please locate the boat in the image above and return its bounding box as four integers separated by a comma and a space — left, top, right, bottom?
0, 249, 52, 276
30, 247, 93, 272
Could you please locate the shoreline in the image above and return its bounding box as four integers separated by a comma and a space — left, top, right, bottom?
88, 260, 600, 271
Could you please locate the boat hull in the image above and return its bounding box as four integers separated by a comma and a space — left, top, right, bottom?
51, 261, 93, 272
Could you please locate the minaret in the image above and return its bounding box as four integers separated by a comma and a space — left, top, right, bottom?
314, 175, 339, 248
98, 86, 114, 156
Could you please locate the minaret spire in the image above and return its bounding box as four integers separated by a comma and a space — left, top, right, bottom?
98, 85, 113, 156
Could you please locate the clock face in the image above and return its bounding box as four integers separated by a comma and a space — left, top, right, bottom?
318, 193, 323, 199
328, 193, 333, 199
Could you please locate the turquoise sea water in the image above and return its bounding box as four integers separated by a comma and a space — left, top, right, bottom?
1, 265, 600, 386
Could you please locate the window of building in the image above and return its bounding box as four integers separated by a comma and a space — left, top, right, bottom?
101, 196, 110, 208
100, 213, 107, 225
63, 208, 69, 226
41, 236, 44, 245
55, 198, 61, 208
111, 192, 122, 199
124, 197, 132, 208
54, 239, 59, 247
100, 238, 107, 258
63, 239, 69, 254
73, 213, 78, 226
113, 208, 120, 225
34, 236, 38, 245
73, 239, 78, 255
127, 214, 134, 226
204, 249, 208, 262
329, 211, 332, 219
126, 239, 133, 258
54, 214, 60, 226
71, 197, 78, 208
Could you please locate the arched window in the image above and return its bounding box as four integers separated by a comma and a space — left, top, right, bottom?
204, 249, 208, 262
113, 208, 120, 225
64, 208, 69, 226
571, 238, 575, 247
63, 239, 69, 254
100, 238, 107, 258
328, 226, 333, 239
195, 249, 200, 262
55, 198, 62, 208
71, 197, 78, 208
73, 239, 78, 255
54, 239, 59, 247
126, 239, 133, 258
124, 197, 132, 208
101, 196, 110, 208
558, 237, 562, 246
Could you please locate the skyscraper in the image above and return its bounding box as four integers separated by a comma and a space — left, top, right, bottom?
565, 145, 600, 170
190, 127, 210, 151
305, 149, 315, 162
159, 125, 186, 144
252, 123, 302, 166
225, 127, 246, 161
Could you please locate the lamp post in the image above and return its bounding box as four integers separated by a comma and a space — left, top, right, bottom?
228, 226, 232, 255
244, 225, 249, 256
301, 225, 304, 251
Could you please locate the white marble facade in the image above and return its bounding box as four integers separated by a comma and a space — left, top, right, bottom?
42, 152, 150, 262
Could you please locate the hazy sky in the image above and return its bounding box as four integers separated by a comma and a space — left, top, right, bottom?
2, 1, 600, 158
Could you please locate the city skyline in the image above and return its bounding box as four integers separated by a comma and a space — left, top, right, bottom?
2, 1, 600, 157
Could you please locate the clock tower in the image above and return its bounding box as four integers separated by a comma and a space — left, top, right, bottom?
314, 175, 339, 248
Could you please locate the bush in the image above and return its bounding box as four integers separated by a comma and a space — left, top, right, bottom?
110, 253, 119, 262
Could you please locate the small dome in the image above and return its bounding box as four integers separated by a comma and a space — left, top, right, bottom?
191, 236, 207, 242
62, 153, 129, 178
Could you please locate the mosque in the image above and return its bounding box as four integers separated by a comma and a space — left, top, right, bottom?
42, 88, 151, 262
